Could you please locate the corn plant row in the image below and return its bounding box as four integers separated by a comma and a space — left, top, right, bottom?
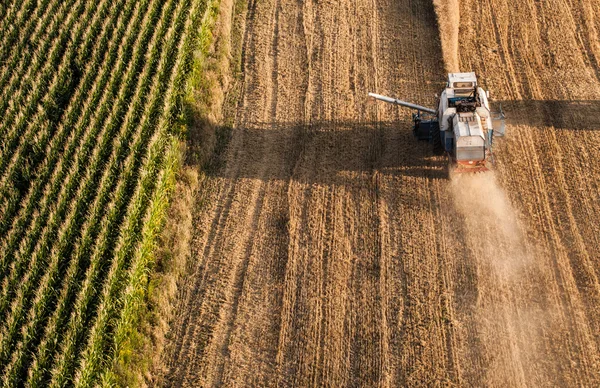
0, 0, 154, 261
52, 4, 191, 385
0, 0, 44, 61
0, 1, 18, 37
0, 0, 87, 139
0, 0, 135, 252
0, 0, 96, 119
0, 0, 113, 197
0, 32, 150, 342
0, 2, 95, 200
0, 0, 58, 94
102, 136, 179, 384
72, 135, 168, 388
0, 0, 133, 309
0, 1, 20, 39
0, 0, 130, 230
0, 2, 148, 375
73, 5, 194, 384
0, 0, 78, 126
0, 0, 174, 364
0, 0, 37, 40
105, 0, 209, 375
0, 0, 173, 376
0, 5, 169, 336
0, 0, 171, 330
49, 127, 168, 387
0, 0, 203, 385
101, 5, 206, 380
0, 0, 165, 311
0, 0, 112, 181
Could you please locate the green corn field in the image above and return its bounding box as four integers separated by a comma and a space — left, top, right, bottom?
0, 0, 206, 385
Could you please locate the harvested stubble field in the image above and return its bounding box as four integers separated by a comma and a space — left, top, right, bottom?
158, 0, 600, 386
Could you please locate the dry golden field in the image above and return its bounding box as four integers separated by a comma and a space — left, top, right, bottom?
158, 0, 600, 386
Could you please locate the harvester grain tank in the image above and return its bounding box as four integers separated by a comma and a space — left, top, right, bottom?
369, 72, 506, 173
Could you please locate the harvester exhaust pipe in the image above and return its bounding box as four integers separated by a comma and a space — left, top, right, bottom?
368, 92, 436, 114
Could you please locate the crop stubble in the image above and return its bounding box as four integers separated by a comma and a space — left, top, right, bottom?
160, 0, 600, 386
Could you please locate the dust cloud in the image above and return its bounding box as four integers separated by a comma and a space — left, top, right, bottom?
433, 0, 460, 73
450, 171, 531, 278
450, 172, 553, 385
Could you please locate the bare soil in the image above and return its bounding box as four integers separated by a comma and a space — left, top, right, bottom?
157, 0, 600, 386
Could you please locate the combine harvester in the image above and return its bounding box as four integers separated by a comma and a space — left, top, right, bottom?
370, 72, 506, 173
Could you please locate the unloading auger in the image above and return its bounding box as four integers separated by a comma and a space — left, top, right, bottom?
370, 72, 506, 173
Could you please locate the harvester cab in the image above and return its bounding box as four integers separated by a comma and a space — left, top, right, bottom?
369, 72, 506, 173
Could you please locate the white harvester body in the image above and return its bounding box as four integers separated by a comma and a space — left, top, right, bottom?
453, 113, 485, 161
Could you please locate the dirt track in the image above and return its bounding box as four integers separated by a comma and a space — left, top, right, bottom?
158, 0, 600, 386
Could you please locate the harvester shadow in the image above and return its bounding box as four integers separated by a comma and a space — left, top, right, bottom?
498, 99, 600, 130
196, 120, 449, 184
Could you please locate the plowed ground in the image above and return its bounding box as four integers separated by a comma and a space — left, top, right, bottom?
158, 0, 600, 386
